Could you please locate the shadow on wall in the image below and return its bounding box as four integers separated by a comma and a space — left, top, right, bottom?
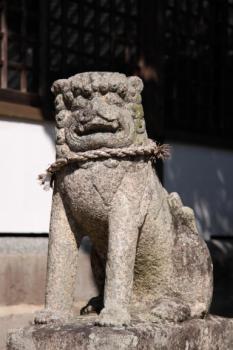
43, 121, 56, 146
164, 143, 233, 239
208, 239, 233, 317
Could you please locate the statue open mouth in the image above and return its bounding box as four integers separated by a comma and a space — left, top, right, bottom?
74, 119, 119, 136
65, 114, 134, 152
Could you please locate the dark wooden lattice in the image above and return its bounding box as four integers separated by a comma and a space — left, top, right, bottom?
0, 0, 139, 98
47, 0, 140, 84
162, 0, 233, 145
0, 0, 232, 147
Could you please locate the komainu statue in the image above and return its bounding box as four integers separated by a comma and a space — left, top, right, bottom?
36, 72, 213, 327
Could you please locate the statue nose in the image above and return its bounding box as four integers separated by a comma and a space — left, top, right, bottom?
92, 101, 117, 122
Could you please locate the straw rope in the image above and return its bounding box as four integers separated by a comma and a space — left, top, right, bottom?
38, 141, 170, 190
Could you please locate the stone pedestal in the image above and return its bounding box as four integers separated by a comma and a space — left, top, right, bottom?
7, 315, 233, 350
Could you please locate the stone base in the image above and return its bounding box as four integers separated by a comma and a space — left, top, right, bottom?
7, 315, 233, 350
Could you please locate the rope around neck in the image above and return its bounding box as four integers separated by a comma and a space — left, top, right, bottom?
38, 140, 170, 190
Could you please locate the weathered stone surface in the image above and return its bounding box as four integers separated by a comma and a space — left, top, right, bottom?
35, 72, 213, 327
8, 316, 233, 350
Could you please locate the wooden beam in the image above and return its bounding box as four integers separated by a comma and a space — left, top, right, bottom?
0, 89, 41, 106
0, 101, 44, 122
0, 0, 7, 89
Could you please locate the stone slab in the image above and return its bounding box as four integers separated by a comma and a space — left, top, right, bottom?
0, 305, 40, 350
0, 303, 86, 350
7, 315, 233, 350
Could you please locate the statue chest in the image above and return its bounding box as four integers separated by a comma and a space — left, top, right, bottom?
60, 159, 127, 222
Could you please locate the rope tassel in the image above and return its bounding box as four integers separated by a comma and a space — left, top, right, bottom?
38, 172, 53, 191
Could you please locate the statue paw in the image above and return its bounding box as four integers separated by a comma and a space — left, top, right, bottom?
96, 307, 131, 327
151, 297, 191, 323
34, 309, 71, 324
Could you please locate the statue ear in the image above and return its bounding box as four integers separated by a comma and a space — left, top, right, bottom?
127, 76, 143, 94
55, 128, 66, 145
135, 119, 146, 134
130, 103, 144, 120
55, 110, 72, 129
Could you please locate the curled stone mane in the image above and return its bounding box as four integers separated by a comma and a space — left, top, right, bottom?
52, 72, 143, 104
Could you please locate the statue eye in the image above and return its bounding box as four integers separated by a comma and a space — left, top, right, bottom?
106, 93, 123, 106
82, 84, 92, 98
55, 110, 71, 128
73, 96, 88, 109
136, 119, 145, 134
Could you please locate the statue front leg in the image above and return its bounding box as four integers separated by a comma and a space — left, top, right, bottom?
97, 191, 139, 327
35, 181, 79, 324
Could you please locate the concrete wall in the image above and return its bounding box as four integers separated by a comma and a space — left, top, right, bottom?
0, 119, 55, 233
0, 236, 97, 306
164, 142, 233, 239
0, 237, 48, 305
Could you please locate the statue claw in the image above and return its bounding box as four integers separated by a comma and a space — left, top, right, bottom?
34, 309, 72, 325
96, 307, 131, 327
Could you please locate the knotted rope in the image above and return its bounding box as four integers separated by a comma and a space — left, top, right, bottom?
39, 141, 170, 190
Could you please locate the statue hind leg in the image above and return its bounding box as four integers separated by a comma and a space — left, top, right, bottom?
149, 193, 213, 322
167, 192, 213, 318
132, 191, 212, 323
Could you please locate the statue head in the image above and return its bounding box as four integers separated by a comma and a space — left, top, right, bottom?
52, 72, 147, 157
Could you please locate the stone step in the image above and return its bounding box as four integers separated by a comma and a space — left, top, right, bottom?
7, 315, 233, 350
0, 304, 41, 350
0, 302, 86, 350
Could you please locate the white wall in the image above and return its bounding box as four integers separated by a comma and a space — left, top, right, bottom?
164, 142, 233, 239
0, 119, 55, 233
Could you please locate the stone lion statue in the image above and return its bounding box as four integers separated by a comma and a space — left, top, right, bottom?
35, 72, 213, 327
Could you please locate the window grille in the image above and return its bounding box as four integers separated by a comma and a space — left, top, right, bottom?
0, 0, 39, 94
47, 0, 140, 84
0, 0, 139, 108
0, 0, 232, 148
162, 0, 233, 145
